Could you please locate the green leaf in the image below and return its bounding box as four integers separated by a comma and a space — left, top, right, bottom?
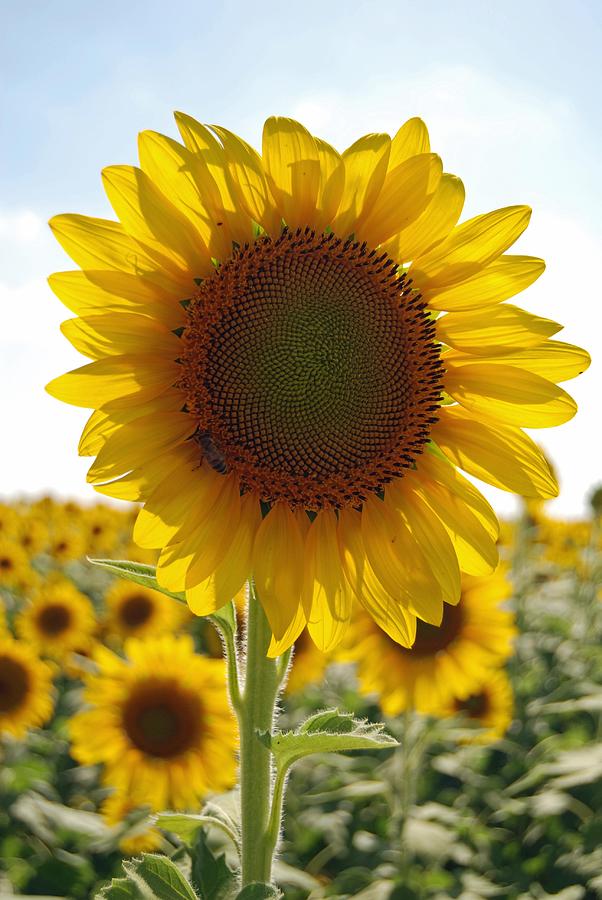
261, 709, 398, 774
235, 885, 282, 899
191, 829, 238, 900
157, 812, 240, 852
88, 559, 186, 604
124, 855, 198, 900
97, 878, 143, 900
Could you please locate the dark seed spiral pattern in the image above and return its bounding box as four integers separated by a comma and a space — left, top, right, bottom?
180, 228, 444, 510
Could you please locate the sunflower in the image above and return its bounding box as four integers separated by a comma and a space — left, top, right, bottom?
13, 515, 50, 558
103, 580, 187, 641
16, 580, 97, 661
0, 636, 55, 738
434, 667, 514, 743
47, 114, 589, 654
82, 504, 121, 555
101, 792, 163, 855
345, 568, 516, 714
47, 523, 86, 564
69, 634, 237, 810
0, 537, 30, 590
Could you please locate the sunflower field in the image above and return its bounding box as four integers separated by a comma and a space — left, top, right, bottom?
0, 493, 601, 899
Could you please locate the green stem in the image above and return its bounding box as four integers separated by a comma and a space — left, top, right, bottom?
238, 583, 281, 885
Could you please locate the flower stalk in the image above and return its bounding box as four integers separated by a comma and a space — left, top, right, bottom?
236, 582, 281, 885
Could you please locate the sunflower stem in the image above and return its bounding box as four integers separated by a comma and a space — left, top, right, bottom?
238, 581, 281, 886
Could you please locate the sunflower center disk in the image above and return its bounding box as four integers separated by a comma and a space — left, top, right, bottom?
0, 656, 30, 712
120, 595, 153, 628
37, 604, 72, 636
182, 229, 444, 510
123, 681, 201, 758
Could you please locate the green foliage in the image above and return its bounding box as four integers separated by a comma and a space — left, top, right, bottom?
122, 855, 199, 900
259, 709, 398, 775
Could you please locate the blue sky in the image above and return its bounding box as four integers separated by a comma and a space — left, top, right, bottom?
1, 0, 601, 516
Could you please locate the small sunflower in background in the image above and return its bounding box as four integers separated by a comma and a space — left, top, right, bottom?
69, 634, 237, 811
345, 568, 516, 714
0, 636, 55, 738
434, 667, 514, 743
16, 579, 97, 662
0, 504, 18, 537
103, 580, 188, 642
0, 537, 30, 591
287, 628, 329, 695
101, 793, 163, 856
12, 514, 50, 558
46, 522, 86, 565
82, 504, 121, 555
47, 113, 589, 655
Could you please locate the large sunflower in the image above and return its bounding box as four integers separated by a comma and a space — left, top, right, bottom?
345, 569, 516, 714
47, 115, 589, 654
0, 636, 55, 738
16, 580, 97, 661
69, 634, 237, 811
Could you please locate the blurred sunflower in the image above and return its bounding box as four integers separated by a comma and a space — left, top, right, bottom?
69, 634, 237, 810
82, 504, 121, 555
47, 114, 589, 653
346, 569, 516, 713
0, 537, 30, 590
16, 580, 96, 661
287, 628, 329, 695
47, 523, 86, 564
0, 636, 54, 738
435, 667, 514, 743
12, 515, 49, 557
103, 580, 186, 641
0, 504, 18, 537
101, 793, 163, 855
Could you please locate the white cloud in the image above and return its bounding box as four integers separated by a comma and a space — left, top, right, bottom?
0, 209, 44, 243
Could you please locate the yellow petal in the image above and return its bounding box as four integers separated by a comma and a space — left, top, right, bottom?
331, 133, 391, 238
386, 478, 461, 605
437, 303, 562, 355
444, 363, 577, 427
338, 508, 416, 646
413, 465, 499, 576
48, 270, 184, 326
187, 494, 260, 615
381, 173, 465, 263
432, 405, 559, 498
138, 130, 235, 261
93, 470, 146, 501
424, 254, 545, 311
252, 503, 305, 641
61, 313, 181, 360
361, 495, 443, 624
388, 118, 430, 170
210, 125, 281, 236
174, 112, 253, 245
412, 206, 532, 289
424, 254, 546, 312
418, 450, 499, 540
446, 340, 591, 382
358, 153, 442, 247
303, 510, 353, 652
102, 165, 210, 277
46, 354, 179, 409
262, 117, 320, 229
313, 137, 345, 231
86, 412, 193, 484
135, 458, 224, 549
49, 214, 180, 286
267, 605, 307, 658
185, 475, 242, 587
